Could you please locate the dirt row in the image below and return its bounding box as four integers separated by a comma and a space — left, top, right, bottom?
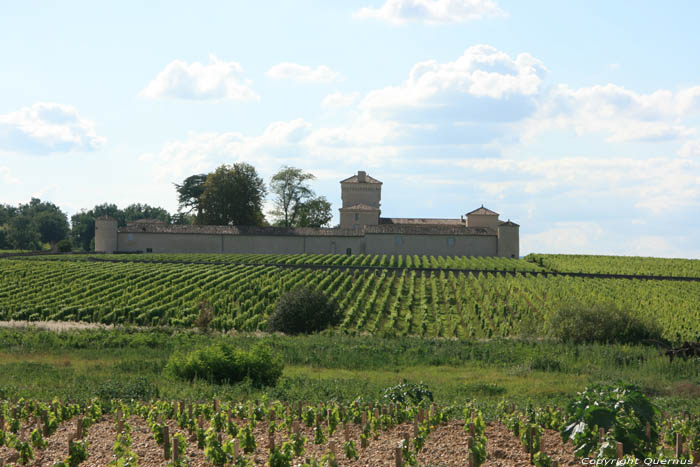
0, 414, 580, 466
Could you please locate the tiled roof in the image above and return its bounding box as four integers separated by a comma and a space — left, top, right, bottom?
365, 224, 495, 236
340, 174, 382, 184
499, 220, 520, 227
340, 204, 380, 211
128, 218, 166, 224
119, 224, 364, 237
379, 217, 463, 225
466, 206, 499, 216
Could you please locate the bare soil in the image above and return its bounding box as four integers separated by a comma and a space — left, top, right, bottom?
1, 415, 581, 466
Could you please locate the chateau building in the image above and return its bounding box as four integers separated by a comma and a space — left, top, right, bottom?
96, 171, 519, 257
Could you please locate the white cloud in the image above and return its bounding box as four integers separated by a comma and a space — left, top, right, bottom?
0, 167, 20, 184
322, 92, 361, 108
141, 54, 258, 101
0, 102, 105, 154
530, 83, 700, 143
360, 45, 546, 123
522, 221, 604, 254
355, 0, 505, 24
679, 140, 700, 157
456, 157, 700, 214
266, 63, 342, 83
139, 119, 314, 181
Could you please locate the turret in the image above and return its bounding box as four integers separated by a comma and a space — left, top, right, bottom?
497, 220, 519, 258
95, 216, 118, 253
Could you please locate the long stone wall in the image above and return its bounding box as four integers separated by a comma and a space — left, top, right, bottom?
117, 232, 366, 255
115, 231, 499, 256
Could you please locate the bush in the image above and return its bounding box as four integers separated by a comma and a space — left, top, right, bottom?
548, 303, 662, 345
57, 239, 72, 252
382, 380, 434, 404
165, 342, 283, 387
267, 287, 341, 335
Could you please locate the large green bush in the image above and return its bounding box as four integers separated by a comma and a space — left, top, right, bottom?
547, 303, 662, 344
165, 342, 283, 387
267, 287, 341, 335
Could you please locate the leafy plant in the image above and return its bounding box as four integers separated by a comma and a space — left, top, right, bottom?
382, 380, 433, 405
344, 440, 358, 460
561, 384, 660, 458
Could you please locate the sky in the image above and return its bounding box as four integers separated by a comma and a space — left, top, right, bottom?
1, 0, 699, 258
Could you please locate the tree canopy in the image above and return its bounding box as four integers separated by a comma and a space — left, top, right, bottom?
198, 163, 267, 226
71, 203, 172, 251
269, 166, 315, 227
269, 166, 332, 228
0, 199, 69, 250
174, 174, 207, 218
296, 196, 333, 227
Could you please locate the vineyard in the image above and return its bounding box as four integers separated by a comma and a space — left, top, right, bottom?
14, 252, 546, 272
527, 254, 700, 278
0, 388, 698, 466
1, 254, 700, 341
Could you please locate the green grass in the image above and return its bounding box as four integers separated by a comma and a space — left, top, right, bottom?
0, 327, 698, 418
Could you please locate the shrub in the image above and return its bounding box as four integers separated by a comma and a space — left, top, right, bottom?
193, 299, 215, 332
547, 303, 662, 345
382, 380, 433, 404
165, 342, 283, 387
267, 287, 341, 335
57, 239, 72, 252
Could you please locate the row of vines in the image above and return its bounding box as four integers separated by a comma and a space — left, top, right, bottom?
1, 390, 697, 465
526, 254, 700, 278
17, 253, 546, 272
1, 259, 699, 341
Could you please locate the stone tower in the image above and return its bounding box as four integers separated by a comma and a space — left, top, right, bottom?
95, 216, 118, 253
339, 170, 382, 229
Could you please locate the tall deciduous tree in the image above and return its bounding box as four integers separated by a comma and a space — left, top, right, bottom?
297, 196, 333, 227
34, 210, 69, 250
123, 203, 171, 223
199, 163, 267, 226
269, 166, 316, 227
174, 174, 207, 220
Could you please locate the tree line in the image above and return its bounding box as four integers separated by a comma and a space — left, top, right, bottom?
0, 164, 332, 252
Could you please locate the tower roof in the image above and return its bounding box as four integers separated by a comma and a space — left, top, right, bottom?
340, 170, 382, 184
466, 206, 499, 216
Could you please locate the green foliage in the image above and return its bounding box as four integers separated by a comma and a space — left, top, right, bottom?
67, 439, 89, 467
57, 238, 72, 252
174, 174, 208, 218
296, 196, 332, 228
30, 428, 47, 449
343, 440, 358, 460
269, 166, 316, 228
548, 303, 663, 344
199, 163, 267, 226
165, 342, 283, 386
561, 384, 660, 458
241, 423, 257, 453
267, 287, 341, 335
382, 380, 433, 405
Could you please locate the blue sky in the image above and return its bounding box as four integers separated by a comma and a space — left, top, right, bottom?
1, 0, 699, 258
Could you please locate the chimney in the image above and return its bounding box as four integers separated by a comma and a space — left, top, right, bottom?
357, 170, 366, 183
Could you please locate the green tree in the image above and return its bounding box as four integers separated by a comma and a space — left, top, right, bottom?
122, 203, 171, 223
297, 196, 333, 227
174, 174, 207, 219
199, 163, 267, 226
71, 204, 123, 251
34, 210, 69, 250
8, 215, 41, 250
269, 167, 332, 228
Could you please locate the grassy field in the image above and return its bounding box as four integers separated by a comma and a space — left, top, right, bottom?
0, 327, 698, 418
